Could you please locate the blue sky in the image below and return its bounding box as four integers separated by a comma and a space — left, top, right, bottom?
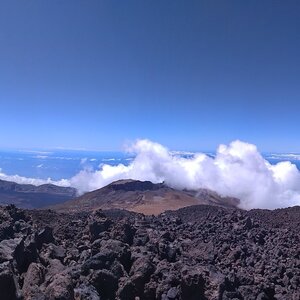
0, 1, 300, 152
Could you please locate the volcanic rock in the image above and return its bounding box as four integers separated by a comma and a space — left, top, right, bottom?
0, 204, 299, 299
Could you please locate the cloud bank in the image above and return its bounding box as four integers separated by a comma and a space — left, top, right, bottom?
1, 139, 300, 209
0, 169, 69, 187
69, 139, 300, 209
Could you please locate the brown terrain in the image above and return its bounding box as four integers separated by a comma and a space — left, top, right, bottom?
49, 179, 240, 215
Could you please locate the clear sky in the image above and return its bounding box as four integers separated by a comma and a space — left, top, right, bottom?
0, 1, 300, 152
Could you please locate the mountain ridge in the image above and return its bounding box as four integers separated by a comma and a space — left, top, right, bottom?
49, 179, 240, 214
0, 179, 77, 209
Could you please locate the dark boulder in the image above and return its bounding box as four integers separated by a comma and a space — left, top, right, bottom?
0, 222, 14, 240
0, 261, 17, 300
129, 256, 155, 295
35, 227, 55, 250
22, 262, 45, 300
111, 221, 136, 245
116, 278, 136, 300
82, 250, 116, 274
0, 238, 23, 263
74, 284, 100, 300
89, 210, 112, 242
89, 269, 118, 300
100, 239, 131, 271
180, 267, 206, 300
45, 273, 74, 300
49, 244, 66, 262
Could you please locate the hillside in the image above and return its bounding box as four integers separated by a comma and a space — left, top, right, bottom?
0, 179, 77, 209
50, 179, 239, 214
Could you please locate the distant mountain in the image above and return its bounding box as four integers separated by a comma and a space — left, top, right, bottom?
50, 179, 239, 214
0, 179, 77, 209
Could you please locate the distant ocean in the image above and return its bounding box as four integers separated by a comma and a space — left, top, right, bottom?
0, 149, 135, 181
0, 149, 300, 181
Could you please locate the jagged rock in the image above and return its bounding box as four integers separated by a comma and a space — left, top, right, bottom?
167, 287, 179, 299
116, 278, 136, 300
45, 259, 65, 280
89, 210, 112, 242
158, 242, 178, 262
99, 239, 131, 271
20, 234, 39, 272
74, 284, 100, 300
110, 260, 127, 278
0, 238, 23, 263
180, 267, 205, 300
49, 243, 66, 262
35, 226, 55, 250
82, 250, 116, 274
133, 229, 149, 246
130, 256, 155, 295
22, 262, 45, 300
5, 205, 27, 222
45, 273, 74, 300
89, 269, 118, 300
0, 222, 14, 240
0, 261, 17, 300
111, 221, 135, 245
0, 204, 299, 299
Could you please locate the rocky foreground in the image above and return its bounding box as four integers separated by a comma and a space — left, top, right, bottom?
0, 204, 299, 300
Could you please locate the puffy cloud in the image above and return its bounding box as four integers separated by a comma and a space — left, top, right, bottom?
69, 139, 300, 209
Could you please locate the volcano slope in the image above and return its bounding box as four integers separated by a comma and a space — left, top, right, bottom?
0, 204, 299, 300
50, 179, 239, 215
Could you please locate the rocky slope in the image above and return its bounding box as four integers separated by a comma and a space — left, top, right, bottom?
50, 179, 239, 214
0, 204, 299, 299
0, 179, 77, 209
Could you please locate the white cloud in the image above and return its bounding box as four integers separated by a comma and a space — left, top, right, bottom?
80, 158, 88, 165
69, 139, 300, 209
35, 155, 49, 159
0, 168, 69, 187
267, 153, 300, 160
